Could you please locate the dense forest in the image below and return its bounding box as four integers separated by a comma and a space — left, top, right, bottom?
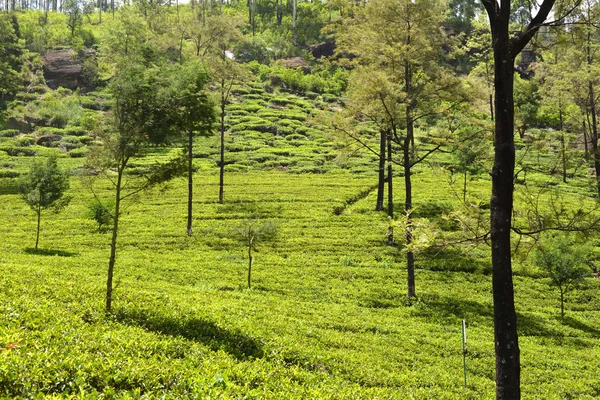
1, 0, 600, 398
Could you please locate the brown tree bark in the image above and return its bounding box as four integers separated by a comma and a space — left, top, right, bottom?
35, 204, 41, 250
247, 238, 253, 289
480, 0, 556, 397
404, 131, 415, 298
106, 163, 123, 314
219, 78, 226, 204
376, 129, 386, 211
187, 130, 193, 236
386, 130, 393, 246
490, 36, 520, 399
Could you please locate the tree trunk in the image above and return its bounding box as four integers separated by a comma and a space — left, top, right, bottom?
561, 133, 567, 183
560, 287, 564, 319
251, 0, 255, 36
490, 29, 520, 400
35, 204, 41, 250
583, 120, 590, 161
559, 108, 567, 183
404, 133, 415, 299
589, 83, 600, 195
404, 43, 416, 298
106, 165, 123, 314
463, 170, 468, 202
387, 130, 393, 246
277, 0, 282, 24
376, 129, 385, 211
219, 79, 226, 204
292, 0, 297, 45
187, 130, 193, 236
247, 239, 253, 289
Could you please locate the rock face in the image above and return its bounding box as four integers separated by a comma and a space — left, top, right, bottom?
310, 40, 336, 59
36, 134, 62, 146
278, 57, 310, 73
43, 50, 83, 90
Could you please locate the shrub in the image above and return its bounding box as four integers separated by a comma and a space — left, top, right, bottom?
87, 201, 114, 233
68, 147, 89, 158
4, 146, 37, 156
234, 37, 272, 64
535, 234, 591, 318
16, 136, 36, 147
0, 129, 20, 137
0, 169, 19, 178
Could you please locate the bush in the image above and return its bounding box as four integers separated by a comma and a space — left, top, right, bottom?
234, 37, 272, 64
16, 136, 36, 147
4, 146, 37, 156
68, 147, 88, 158
87, 201, 114, 232
275, 126, 295, 136
535, 234, 591, 318
0, 129, 20, 137
0, 169, 19, 178
58, 135, 83, 150
35, 127, 67, 136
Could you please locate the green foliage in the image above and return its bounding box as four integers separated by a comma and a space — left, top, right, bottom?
17, 11, 70, 53
535, 234, 591, 318
236, 218, 278, 289
249, 62, 348, 95
18, 155, 71, 249
19, 155, 70, 212
87, 200, 114, 232
156, 60, 215, 143
0, 14, 25, 110
234, 36, 272, 64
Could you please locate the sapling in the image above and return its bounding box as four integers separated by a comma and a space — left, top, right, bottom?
535, 234, 590, 319
237, 219, 278, 289
19, 155, 71, 250
87, 201, 114, 233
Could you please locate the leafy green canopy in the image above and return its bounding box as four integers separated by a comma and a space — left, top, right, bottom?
0, 14, 24, 111
19, 155, 70, 212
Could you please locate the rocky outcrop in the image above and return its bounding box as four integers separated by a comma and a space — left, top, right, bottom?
278, 57, 310, 73
36, 134, 62, 146
310, 40, 336, 59
43, 49, 97, 90
43, 50, 82, 90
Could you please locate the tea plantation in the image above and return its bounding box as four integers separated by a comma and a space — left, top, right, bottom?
1, 83, 599, 399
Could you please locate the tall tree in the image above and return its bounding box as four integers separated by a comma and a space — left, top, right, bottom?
0, 14, 23, 110
563, 0, 600, 193
162, 61, 215, 236
479, 0, 558, 396
63, 0, 82, 38
188, 12, 244, 204
89, 63, 189, 313
338, 0, 462, 298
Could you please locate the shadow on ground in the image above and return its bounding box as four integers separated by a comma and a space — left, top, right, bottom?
24, 247, 78, 257
561, 315, 600, 337
115, 308, 264, 360
410, 295, 494, 324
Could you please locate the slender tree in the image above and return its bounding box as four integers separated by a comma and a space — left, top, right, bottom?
19, 156, 71, 250
237, 219, 278, 289
535, 234, 590, 319
89, 63, 190, 313
0, 13, 23, 110
337, 0, 462, 297
479, 0, 559, 396
164, 61, 215, 236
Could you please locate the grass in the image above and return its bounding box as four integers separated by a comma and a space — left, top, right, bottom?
0, 79, 599, 398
